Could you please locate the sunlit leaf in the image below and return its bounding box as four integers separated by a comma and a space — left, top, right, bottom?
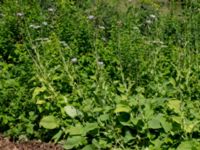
177, 141, 193, 150
148, 119, 161, 129
63, 136, 86, 149
84, 123, 99, 134
32, 86, 46, 99
39, 115, 59, 129
167, 99, 181, 114
64, 105, 81, 118
114, 104, 131, 113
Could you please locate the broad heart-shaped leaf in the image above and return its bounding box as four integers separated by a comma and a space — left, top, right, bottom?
84, 122, 99, 134
39, 115, 59, 129
63, 136, 86, 150
167, 99, 181, 114
66, 124, 85, 136
64, 106, 80, 118
177, 141, 194, 150
114, 104, 131, 113
82, 144, 94, 150
148, 119, 161, 129
159, 117, 172, 132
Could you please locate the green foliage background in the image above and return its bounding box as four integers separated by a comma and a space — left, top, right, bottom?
0, 0, 200, 149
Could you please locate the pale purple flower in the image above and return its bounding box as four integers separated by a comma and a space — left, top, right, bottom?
150, 14, 156, 19
71, 57, 77, 63
42, 21, 48, 26
97, 61, 104, 66
88, 15, 95, 20
16, 12, 24, 17
29, 24, 41, 29
146, 20, 152, 24
48, 8, 54, 12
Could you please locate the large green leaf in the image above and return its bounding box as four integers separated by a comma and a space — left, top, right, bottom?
66, 124, 85, 136
63, 136, 86, 150
64, 105, 81, 118
114, 104, 131, 113
148, 119, 161, 129
82, 145, 94, 150
167, 99, 181, 114
84, 123, 99, 134
39, 115, 59, 129
177, 141, 194, 150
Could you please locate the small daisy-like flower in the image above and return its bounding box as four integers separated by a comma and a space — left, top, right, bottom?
71, 57, 78, 63
16, 12, 24, 17
88, 15, 95, 20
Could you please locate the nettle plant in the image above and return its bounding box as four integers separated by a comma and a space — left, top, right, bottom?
0, 0, 200, 149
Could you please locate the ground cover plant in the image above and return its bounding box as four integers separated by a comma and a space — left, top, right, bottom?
0, 0, 200, 149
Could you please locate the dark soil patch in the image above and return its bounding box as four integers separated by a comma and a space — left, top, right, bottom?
0, 135, 64, 150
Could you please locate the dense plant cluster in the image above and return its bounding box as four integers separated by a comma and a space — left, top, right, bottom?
0, 0, 200, 149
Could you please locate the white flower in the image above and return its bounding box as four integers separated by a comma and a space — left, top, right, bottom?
97, 61, 104, 66
88, 15, 94, 20
48, 8, 54, 12
71, 57, 77, 63
16, 12, 24, 17
146, 20, 152, 24
29, 24, 41, 29
42, 21, 48, 26
60, 41, 68, 47
150, 14, 156, 19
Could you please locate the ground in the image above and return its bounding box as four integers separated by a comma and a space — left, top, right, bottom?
0, 134, 63, 150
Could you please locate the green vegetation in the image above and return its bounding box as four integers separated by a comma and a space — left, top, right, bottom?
0, 0, 200, 149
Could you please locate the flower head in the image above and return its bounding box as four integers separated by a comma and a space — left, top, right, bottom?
150, 14, 156, 19
42, 21, 48, 26
48, 8, 54, 12
97, 61, 104, 67
16, 12, 24, 17
71, 57, 78, 63
88, 15, 95, 20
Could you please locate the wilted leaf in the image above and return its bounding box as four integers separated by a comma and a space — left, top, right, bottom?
39, 115, 59, 129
